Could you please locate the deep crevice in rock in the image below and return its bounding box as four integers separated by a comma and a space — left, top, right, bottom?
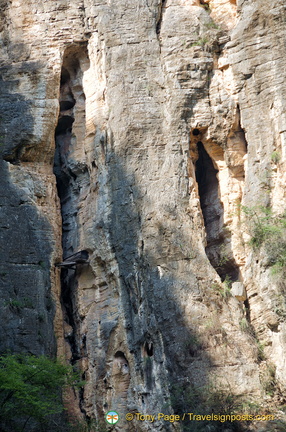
144, 341, 154, 357
53, 45, 89, 371
54, 78, 80, 364
60, 100, 76, 112
55, 115, 74, 136
199, 0, 211, 12
195, 141, 221, 255
236, 104, 248, 151
244, 299, 251, 323
195, 141, 239, 281
156, 0, 166, 36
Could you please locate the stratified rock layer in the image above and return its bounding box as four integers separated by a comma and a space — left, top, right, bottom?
1, 0, 286, 430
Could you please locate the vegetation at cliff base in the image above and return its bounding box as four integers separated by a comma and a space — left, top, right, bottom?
0, 353, 82, 432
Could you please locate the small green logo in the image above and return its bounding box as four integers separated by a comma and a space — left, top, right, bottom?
105, 411, 119, 424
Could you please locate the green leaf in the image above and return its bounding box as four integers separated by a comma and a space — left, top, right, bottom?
0, 353, 84, 431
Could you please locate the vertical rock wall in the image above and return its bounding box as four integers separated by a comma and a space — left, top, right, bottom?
1, 0, 286, 430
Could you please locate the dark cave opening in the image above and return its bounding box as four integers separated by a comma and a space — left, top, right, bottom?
54, 63, 80, 366
54, 46, 91, 376
55, 115, 74, 136
144, 341, 154, 357
53, 68, 77, 251
195, 142, 239, 282
192, 128, 200, 136
195, 141, 221, 248
60, 100, 76, 112
114, 351, 128, 361
60, 268, 80, 364
60, 67, 71, 85
156, 0, 166, 35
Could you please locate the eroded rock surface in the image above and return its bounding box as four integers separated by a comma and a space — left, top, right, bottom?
1, 0, 286, 430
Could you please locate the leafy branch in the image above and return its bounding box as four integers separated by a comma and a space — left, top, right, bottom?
243, 206, 286, 273
0, 353, 83, 431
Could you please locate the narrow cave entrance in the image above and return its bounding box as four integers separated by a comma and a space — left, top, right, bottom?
195, 142, 239, 281
53, 67, 76, 222
53, 45, 89, 366
144, 341, 154, 357
54, 63, 79, 364
156, 0, 166, 35
195, 141, 221, 258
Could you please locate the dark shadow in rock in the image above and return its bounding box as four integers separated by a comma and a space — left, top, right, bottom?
0, 160, 56, 357
0, 46, 56, 357
195, 141, 239, 282
107, 151, 246, 431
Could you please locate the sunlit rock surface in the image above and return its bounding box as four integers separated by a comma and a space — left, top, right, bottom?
1, 0, 286, 430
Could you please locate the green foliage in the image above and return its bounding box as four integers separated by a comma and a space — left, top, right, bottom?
0, 353, 83, 432
218, 244, 229, 267
239, 318, 249, 332
271, 151, 281, 164
191, 36, 209, 47
262, 364, 276, 397
256, 341, 266, 362
222, 275, 232, 297
4, 297, 34, 313
4, 298, 24, 312
38, 313, 45, 323
242, 206, 272, 248
205, 21, 220, 30
243, 206, 286, 275
4, 297, 34, 312
273, 293, 286, 320
211, 277, 231, 299
199, 1, 211, 13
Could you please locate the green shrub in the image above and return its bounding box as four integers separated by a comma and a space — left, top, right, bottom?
205, 21, 220, 30
211, 276, 231, 299
0, 353, 83, 432
262, 364, 276, 397
243, 206, 286, 274
191, 36, 209, 47
4, 298, 34, 312
239, 318, 249, 332
271, 151, 281, 164
256, 341, 266, 362
4, 298, 25, 312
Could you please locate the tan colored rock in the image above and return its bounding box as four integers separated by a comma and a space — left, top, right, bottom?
1, 0, 286, 430
231, 282, 246, 302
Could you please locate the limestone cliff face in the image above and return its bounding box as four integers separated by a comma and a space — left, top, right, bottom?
1, 0, 286, 430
